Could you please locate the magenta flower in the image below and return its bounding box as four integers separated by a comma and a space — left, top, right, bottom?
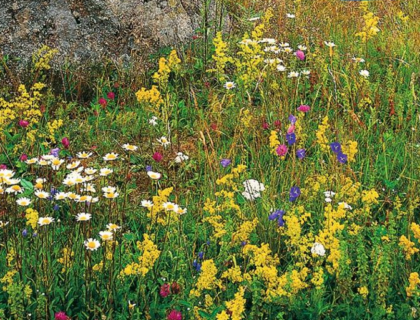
54, 312, 68, 320
0, 164, 7, 170
167, 310, 182, 320
20, 154, 28, 161
61, 137, 70, 149
18, 120, 29, 128
297, 105, 310, 112
295, 50, 305, 61
107, 92, 115, 100
262, 122, 269, 130
99, 98, 107, 107
160, 283, 171, 297
153, 152, 163, 162
276, 144, 288, 157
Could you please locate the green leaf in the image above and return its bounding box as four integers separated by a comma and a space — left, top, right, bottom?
21, 179, 34, 193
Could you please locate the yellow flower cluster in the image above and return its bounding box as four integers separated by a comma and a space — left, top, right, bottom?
355, 3, 380, 42
0, 270, 17, 292
208, 32, 234, 82
269, 130, 280, 154
152, 49, 181, 84
167, 49, 181, 71
341, 140, 358, 162
32, 45, 58, 71
239, 109, 253, 130
224, 286, 246, 320
190, 259, 219, 297
242, 243, 309, 299
57, 247, 74, 273
148, 187, 178, 225
399, 235, 419, 260
135, 86, 164, 109
221, 265, 249, 283
232, 219, 258, 243
317, 204, 346, 274
361, 189, 379, 205
358, 286, 369, 299
311, 267, 324, 289
0, 83, 45, 134
122, 234, 160, 276
406, 272, 420, 297
411, 223, 420, 240
25, 208, 39, 229
315, 116, 329, 152
46, 119, 64, 144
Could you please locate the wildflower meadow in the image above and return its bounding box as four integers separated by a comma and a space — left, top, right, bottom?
0, 1, 419, 319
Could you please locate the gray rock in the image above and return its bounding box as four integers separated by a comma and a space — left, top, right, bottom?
0, 0, 203, 65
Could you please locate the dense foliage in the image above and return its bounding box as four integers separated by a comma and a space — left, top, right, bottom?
0, 1, 419, 319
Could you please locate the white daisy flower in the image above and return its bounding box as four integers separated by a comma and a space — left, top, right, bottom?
102, 186, 116, 193
286, 13, 295, 18
162, 202, 178, 211
76, 213, 92, 221
103, 192, 119, 199
147, 171, 161, 180
35, 191, 50, 199
77, 151, 93, 159
66, 161, 81, 170
141, 200, 154, 208
25, 158, 38, 165
38, 217, 54, 226
84, 238, 101, 251
324, 41, 336, 47
38, 159, 50, 166
51, 158, 65, 170
223, 82, 236, 90
107, 223, 121, 232
122, 144, 138, 151
276, 65, 287, 72
55, 192, 68, 200
99, 231, 113, 241
103, 153, 119, 161
16, 197, 31, 206
75, 195, 92, 203
287, 71, 300, 78
84, 167, 97, 175
6, 185, 24, 194
100, 168, 113, 176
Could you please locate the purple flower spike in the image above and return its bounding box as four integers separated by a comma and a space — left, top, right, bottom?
289, 186, 301, 202
337, 152, 348, 164
286, 133, 296, 145
50, 148, 60, 157
288, 114, 297, 125
296, 148, 306, 159
220, 159, 231, 168
330, 142, 342, 154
